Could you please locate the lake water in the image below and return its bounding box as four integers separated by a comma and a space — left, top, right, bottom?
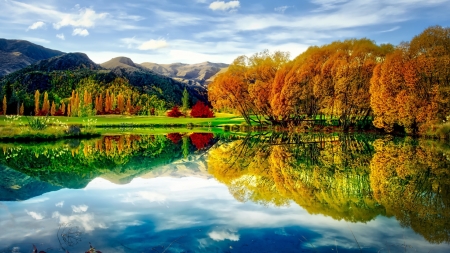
0, 133, 449, 253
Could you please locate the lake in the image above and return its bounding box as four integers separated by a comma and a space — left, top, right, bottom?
0, 132, 449, 253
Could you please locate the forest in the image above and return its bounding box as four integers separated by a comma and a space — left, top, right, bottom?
209, 26, 450, 135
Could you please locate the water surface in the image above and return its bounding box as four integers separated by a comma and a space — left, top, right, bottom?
0, 133, 449, 253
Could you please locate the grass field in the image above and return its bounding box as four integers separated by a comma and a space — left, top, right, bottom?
0, 113, 248, 141
0, 113, 246, 128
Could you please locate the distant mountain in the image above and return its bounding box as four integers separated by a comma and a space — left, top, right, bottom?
100, 56, 208, 104
0, 54, 208, 109
140, 61, 229, 86
0, 38, 64, 77
101, 56, 143, 70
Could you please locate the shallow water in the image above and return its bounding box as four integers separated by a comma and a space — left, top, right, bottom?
0, 133, 449, 253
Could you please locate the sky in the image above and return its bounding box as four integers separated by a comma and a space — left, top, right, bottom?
1, 0, 450, 64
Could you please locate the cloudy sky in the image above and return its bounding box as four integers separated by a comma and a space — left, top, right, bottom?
1, 0, 450, 64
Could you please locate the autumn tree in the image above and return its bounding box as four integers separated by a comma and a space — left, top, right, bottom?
50, 101, 56, 116
42, 92, 50, 115
167, 106, 184, 117
190, 101, 214, 118
19, 103, 24, 115
117, 93, 125, 113
2, 95, 6, 115
34, 90, 40, 116
370, 26, 450, 134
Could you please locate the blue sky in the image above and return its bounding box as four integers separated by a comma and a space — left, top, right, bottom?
1, 0, 450, 64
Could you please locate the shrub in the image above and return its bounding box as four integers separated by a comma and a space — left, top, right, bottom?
167, 106, 184, 117
190, 101, 214, 118
25, 115, 49, 130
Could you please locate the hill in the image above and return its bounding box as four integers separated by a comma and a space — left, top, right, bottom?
140, 61, 228, 86
100, 56, 208, 104
0, 38, 64, 77
0, 53, 207, 115
101, 56, 143, 70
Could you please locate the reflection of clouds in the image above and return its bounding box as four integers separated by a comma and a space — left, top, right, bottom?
121, 191, 167, 204
208, 230, 240, 241
138, 191, 166, 203
25, 209, 44, 220
55, 201, 64, 207
71, 205, 88, 213
52, 211, 106, 232
0, 176, 448, 252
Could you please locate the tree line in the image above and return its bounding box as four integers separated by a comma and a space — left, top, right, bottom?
209, 26, 450, 135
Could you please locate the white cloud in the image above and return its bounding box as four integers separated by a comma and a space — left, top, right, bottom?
53, 8, 108, 29
27, 21, 45, 30
72, 28, 89, 36
138, 39, 168, 50
55, 201, 64, 207
25, 210, 44, 220
120, 36, 141, 48
378, 26, 401, 33
71, 205, 89, 213
56, 33, 65, 40
310, 0, 349, 11
274, 6, 292, 13
208, 230, 240, 241
209, 1, 240, 11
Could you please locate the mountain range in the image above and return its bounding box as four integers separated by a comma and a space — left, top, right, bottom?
0, 39, 64, 77
140, 61, 228, 86
0, 39, 227, 87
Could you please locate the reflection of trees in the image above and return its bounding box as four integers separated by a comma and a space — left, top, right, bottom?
370, 138, 450, 243
0, 135, 183, 188
208, 133, 450, 243
208, 133, 382, 222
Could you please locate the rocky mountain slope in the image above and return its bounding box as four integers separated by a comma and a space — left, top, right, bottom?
0, 38, 64, 77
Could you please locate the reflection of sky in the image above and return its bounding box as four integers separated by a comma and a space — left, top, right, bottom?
0, 176, 449, 253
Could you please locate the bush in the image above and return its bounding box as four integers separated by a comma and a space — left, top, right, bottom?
190, 101, 214, 118
167, 106, 184, 117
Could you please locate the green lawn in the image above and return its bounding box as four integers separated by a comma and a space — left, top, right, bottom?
0, 113, 246, 128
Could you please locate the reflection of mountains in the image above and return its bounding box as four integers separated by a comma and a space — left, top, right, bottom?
0, 135, 212, 196
207, 133, 450, 244
0, 165, 61, 201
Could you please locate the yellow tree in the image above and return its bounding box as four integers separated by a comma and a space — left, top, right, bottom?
126, 97, 132, 114
34, 90, 40, 115
42, 92, 50, 115
117, 93, 125, 113
50, 101, 56, 116
19, 103, 24, 115
2, 95, 6, 115
60, 102, 66, 116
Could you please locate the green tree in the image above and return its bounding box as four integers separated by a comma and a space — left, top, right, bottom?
182, 88, 189, 113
